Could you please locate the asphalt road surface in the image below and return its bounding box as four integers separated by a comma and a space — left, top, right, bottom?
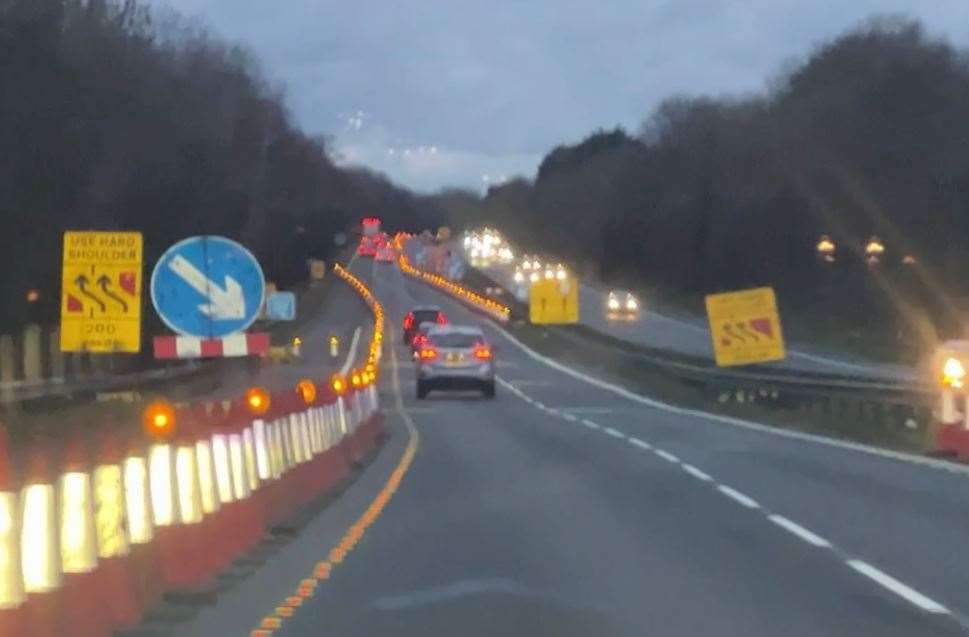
484, 262, 915, 382
171, 256, 968, 637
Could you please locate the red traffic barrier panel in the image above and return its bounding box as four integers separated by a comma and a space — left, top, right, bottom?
21, 436, 63, 637
93, 420, 142, 632
0, 424, 26, 635
60, 428, 109, 637
209, 402, 246, 564
223, 400, 262, 555
936, 423, 969, 461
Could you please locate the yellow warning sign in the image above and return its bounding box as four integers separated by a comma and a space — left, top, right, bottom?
529, 278, 579, 324
61, 231, 143, 353
705, 287, 785, 367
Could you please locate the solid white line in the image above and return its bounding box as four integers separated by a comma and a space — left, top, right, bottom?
654, 449, 679, 463
603, 427, 626, 439
582, 420, 601, 430
767, 515, 830, 547
716, 485, 760, 509
488, 322, 969, 477
340, 326, 363, 376
681, 464, 713, 481
535, 402, 547, 410
561, 413, 578, 422
628, 437, 652, 450
846, 560, 949, 614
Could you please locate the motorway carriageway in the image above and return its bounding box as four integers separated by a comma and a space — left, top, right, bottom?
483, 261, 915, 382
173, 256, 969, 637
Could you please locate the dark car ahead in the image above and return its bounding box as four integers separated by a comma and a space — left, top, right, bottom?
402, 306, 447, 344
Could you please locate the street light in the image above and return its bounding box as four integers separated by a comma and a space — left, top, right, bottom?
815, 235, 836, 263
865, 235, 885, 266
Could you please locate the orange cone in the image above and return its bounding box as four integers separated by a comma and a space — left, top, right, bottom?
93, 420, 141, 631
168, 408, 214, 591
59, 428, 107, 637
0, 424, 26, 635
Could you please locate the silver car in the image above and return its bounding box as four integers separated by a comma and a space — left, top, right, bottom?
415, 325, 496, 399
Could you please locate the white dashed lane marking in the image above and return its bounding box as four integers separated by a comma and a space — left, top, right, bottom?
768, 514, 830, 548
628, 437, 652, 450
716, 485, 760, 509
581, 420, 601, 430
847, 560, 949, 614
681, 464, 713, 481
654, 449, 679, 463
603, 427, 626, 439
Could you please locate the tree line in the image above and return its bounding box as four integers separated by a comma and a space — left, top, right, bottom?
430, 17, 969, 348
0, 0, 442, 333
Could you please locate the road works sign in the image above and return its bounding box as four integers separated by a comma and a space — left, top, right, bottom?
529, 278, 579, 324
150, 236, 265, 339
60, 231, 143, 353
705, 286, 785, 367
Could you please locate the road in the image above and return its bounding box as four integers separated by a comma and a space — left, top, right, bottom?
172, 256, 968, 637
483, 262, 915, 382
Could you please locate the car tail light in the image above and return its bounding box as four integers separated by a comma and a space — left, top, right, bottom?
419, 347, 438, 361
403, 313, 414, 330
474, 345, 492, 360
412, 334, 426, 347
436, 312, 448, 325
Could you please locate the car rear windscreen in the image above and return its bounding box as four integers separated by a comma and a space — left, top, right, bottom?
430, 333, 480, 348
412, 310, 440, 325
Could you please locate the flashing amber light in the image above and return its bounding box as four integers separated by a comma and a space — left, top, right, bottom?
245, 387, 271, 415
292, 336, 302, 347
296, 379, 317, 405
816, 235, 835, 255
902, 254, 917, 265
26, 289, 40, 303
942, 357, 966, 389
143, 400, 176, 439
331, 374, 347, 395
350, 369, 363, 388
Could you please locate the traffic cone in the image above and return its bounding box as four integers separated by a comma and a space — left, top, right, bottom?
59, 428, 107, 637
167, 408, 215, 592
209, 408, 241, 563
123, 425, 160, 613
193, 406, 228, 576
0, 424, 26, 635
20, 436, 62, 637
93, 420, 141, 631
226, 403, 260, 554
147, 433, 183, 592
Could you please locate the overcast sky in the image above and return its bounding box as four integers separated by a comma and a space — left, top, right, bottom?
151, 1, 969, 193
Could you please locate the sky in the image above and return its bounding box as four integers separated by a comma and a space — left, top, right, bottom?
151, 1, 969, 193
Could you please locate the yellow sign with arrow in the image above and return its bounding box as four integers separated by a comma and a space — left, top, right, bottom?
60, 231, 143, 353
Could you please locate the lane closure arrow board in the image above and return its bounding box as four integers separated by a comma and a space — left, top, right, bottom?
150, 236, 265, 338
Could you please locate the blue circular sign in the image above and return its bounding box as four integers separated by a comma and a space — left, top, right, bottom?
150, 236, 265, 338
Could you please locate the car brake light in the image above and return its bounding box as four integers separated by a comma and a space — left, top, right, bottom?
403, 313, 414, 330
474, 346, 492, 360
419, 347, 438, 360
412, 334, 426, 347
436, 313, 448, 325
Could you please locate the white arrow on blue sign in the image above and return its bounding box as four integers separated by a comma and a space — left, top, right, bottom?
150, 235, 266, 338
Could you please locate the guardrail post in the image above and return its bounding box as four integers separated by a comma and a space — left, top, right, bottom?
0, 335, 16, 385
49, 328, 65, 382
22, 324, 42, 382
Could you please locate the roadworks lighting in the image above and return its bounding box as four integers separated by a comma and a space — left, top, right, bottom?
942, 357, 966, 389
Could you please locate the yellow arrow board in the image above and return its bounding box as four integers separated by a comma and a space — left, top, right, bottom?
61, 231, 143, 353
529, 278, 579, 324
705, 286, 785, 367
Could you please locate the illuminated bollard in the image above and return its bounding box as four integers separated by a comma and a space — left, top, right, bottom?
20, 438, 61, 637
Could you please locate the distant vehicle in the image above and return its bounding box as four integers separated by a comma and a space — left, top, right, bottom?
415, 325, 495, 399
606, 290, 640, 321
410, 321, 437, 357
402, 306, 448, 344
375, 243, 395, 262
357, 236, 377, 257
362, 216, 381, 237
